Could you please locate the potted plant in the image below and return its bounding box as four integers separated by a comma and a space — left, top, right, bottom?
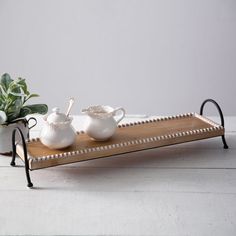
0, 73, 48, 154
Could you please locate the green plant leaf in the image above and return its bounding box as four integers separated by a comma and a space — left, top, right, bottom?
0, 73, 48, 122
16, 78, 29, 95
6, 98, 22, 121
19, 104, 48, 117
7, 81, 26, 105
18, 106, 31, 118
0, 73, 13, 91
8, 80, 21, 92
24, 93, 39, 103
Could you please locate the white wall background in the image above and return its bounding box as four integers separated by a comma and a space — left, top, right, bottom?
0, 0, 235, 116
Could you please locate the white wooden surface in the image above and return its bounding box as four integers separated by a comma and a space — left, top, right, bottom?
0, 115, 236, 236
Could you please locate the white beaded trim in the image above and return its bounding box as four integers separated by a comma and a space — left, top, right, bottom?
117, 112, 195, 128
194, 113, 223, 128
22, 112, 224, 163
30, 126, 223, 163
26, 137, 40, 143
25, 113, 195, 144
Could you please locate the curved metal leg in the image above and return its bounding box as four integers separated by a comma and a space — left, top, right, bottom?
11, 127, 33, 188
200, 99, 228, 149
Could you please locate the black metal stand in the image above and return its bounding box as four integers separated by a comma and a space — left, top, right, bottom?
11, 127, 33, 188
200, 98, 229, 149
9, 100, 228, 188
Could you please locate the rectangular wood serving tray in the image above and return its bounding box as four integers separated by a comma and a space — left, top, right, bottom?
16, 113, 224, 170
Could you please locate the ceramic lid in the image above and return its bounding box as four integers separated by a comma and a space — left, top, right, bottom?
46, 107, 68, 123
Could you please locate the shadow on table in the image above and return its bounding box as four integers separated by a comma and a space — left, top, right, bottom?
28, 137, 232, 191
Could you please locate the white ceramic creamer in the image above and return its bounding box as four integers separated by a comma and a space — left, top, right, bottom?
82, 105, 126, 141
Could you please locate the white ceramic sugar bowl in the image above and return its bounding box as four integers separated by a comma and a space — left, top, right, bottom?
82, 105, 126, 141
40, 107, 76, 149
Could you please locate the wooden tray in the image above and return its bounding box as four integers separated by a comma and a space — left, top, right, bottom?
16, 113, 224, 170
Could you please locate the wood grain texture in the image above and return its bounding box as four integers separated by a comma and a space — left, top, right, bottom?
16, 113, 224, 170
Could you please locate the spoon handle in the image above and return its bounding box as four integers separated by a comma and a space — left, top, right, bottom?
66, 98, 75, 117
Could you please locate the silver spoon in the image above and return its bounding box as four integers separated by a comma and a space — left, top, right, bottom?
66, 98, 75, 117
